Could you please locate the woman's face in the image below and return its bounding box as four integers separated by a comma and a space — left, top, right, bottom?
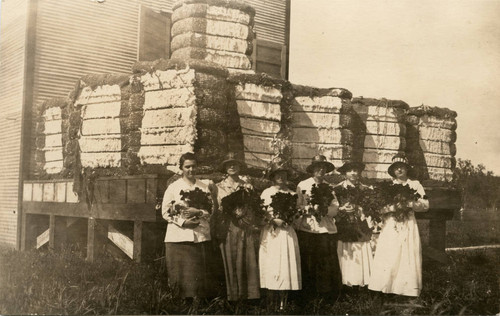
273, 170, 288, 186
225, 162, 241, 176
312, 164, 326, 178
345, 168, 360, 183
181, 159, 197, 178
394, 164, 408, 179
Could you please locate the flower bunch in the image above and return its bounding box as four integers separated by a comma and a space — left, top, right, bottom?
333, 185, 373, 242
179, 187, 213, 214
220, 185, 265, 230
377, 182, 422, 222
268, 191, 299, 226
302, 183, 335, 222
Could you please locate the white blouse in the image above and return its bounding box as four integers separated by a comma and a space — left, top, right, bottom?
161, 178, 212, 243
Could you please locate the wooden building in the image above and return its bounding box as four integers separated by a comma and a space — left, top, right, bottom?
0, 0, 291, 248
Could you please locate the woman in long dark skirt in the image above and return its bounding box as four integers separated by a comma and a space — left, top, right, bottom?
161, 152, 217, 309
295, 155, 342, 301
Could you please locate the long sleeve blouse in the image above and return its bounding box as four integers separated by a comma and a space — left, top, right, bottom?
161, 177, 212, 243
295, 177, 338, 234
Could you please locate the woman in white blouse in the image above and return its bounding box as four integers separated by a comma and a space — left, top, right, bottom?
161, 152, 215, 302
368, 154, 429, 297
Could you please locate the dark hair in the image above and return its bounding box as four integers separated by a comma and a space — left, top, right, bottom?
179, 152, 196, 169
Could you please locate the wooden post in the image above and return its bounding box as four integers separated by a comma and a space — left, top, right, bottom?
429, 218, 447, 252
49, 215, 67, 250
20, 213, 34, 250
87, 217, 97, 262
133, 221, 143, 263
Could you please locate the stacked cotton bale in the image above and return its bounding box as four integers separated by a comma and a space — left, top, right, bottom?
133, 59, 231, 173
171, 0, 255, 73
34, 98, 71, 177
290, 85, 354, 172
228, 73, 292, 170
406, 105, 457, 182
68, 74, 133, 175
351, 98, 409, 180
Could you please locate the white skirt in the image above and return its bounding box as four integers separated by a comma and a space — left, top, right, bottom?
259, 225, 302, 290
368, 214, 422, 297
337, 240, 373, 287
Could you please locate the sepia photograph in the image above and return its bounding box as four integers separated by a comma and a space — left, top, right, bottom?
0, 0, 498, 314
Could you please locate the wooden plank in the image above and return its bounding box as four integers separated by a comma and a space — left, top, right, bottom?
133, 221, 143, 262
22, 201, 157, 222
87, 218, 96, 262
33, 183, 43, 201
425, 188, 461, 210
108, 179, 126, 204
36, 229, 49, 249
94, 179, 109, 204
54, 182, 66, 202
49, 215, 67, 250
108, 223, 133, 259
146, 178, 157, 204
42, 182, 55, 202
66, 181, 79, 203
23, 182, 33, 201
127, 179, 146, 203
280, 44, 287, 79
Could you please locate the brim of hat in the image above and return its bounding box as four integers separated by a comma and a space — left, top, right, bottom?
306, 161, 335, 174
220, 159, 247, 173
388, 161, 412, 178
337, 162, 365, 174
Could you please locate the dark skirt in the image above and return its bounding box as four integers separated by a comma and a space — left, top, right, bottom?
219, 222, 260, 301
297, 231, 342, 295
165, 241, 215, 298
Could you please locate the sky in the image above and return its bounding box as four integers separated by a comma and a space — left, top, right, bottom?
288, 0, 500, 175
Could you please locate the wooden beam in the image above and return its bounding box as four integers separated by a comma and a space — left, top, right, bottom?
133, 221, 143, 263
36, 229, 49, 249
87, 218, 97, 262
49, 215, 67, 250
108, 223, 134, 259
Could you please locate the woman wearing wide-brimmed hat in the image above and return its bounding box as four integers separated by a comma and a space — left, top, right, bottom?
212, 152, 261, 302
334, 160, 374, 289
295, 155, 342, 300
368, 153, 429, 297
259, 157, 301, 310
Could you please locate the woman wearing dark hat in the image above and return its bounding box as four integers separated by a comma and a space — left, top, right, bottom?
368, 154, 429, 297
161, 152, 215, 309
295, 155, 342, 300
334, 161, 374, 288
212, 152, 261, 302
259, 157, 301, 310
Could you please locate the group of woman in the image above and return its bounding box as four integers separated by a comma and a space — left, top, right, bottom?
161, 152, 429, 310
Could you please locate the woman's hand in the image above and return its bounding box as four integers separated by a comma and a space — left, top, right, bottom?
339, 203, 355, 212
272, 218, 286, 227
181, 207, 203, 219
182, 218, 200, 228
407, 201, 415, 209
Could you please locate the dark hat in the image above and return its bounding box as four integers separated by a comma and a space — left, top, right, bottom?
219, 152, 246, 173
305, 155, 335, 174
337, 161, 365, 174
388, 153, 412, 178
266, 156, 292, 180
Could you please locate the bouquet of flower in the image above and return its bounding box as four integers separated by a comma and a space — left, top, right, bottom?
302, 183, 335, 222
377, 182, 422, 222
333, 185, 372, 242
268, 191, 299, 226
171, 187, 212, 219
220, 185, 265, 231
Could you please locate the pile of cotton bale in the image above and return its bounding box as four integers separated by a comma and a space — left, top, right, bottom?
290, 85, 354, 172
34, 98, 71, 177
228, 73, 292, 170
406, 105, 457, 182
171, 0, 255, 73
350, 98, 409, 180
132, 59, 233, 174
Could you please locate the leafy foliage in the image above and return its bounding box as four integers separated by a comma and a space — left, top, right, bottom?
220, 186, 265, 231
268, 192, 299, 226
179, 188, 213, 213
302, 183, 335, 222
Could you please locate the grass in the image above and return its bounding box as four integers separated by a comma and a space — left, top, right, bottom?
0, 244, 498, 315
